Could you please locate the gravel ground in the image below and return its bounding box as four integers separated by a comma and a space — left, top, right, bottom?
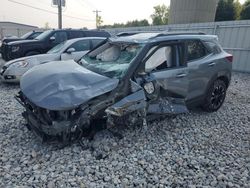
0, 72, 249, 187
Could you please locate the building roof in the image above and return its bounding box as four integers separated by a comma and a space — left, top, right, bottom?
0, 21, 38, 28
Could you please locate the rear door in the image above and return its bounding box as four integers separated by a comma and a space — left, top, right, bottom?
185, 40, 215, 102
140, 42, 189, 114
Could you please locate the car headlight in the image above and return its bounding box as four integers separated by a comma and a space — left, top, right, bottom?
11, 46, 20, 52
10, 60, 29, 68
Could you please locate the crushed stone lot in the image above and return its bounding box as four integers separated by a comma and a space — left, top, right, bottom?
0, 72, 249, 187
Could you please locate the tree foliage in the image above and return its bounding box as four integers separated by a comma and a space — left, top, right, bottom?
240, 0, 250, 19
101, 19, 149, 29
151, 4, 169, 25
44, 22, 50, 29
215, 0, 242, 21
96, 15, 103, 28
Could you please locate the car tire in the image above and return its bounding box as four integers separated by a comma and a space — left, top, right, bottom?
25, 51, 40, 56
202, 79, 227, 112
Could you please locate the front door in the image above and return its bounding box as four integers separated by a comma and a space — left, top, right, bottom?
140, 42, 189, 114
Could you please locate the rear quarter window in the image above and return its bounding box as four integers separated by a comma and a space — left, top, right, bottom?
85, 31, 110, 37
91, 39, 104, 49
68, 31, 86, 39
204, 41, 222, 54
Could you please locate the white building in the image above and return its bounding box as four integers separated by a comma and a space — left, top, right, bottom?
0, 21, 39, 39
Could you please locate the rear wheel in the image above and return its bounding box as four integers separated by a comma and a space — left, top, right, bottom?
202, 79, 227, 112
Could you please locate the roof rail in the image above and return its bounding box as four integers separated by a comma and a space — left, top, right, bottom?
152, 31, 206, 38
116, 31, 206, 38
116, 31, 157, 37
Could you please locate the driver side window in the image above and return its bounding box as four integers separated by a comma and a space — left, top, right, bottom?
145, 46, 173, 72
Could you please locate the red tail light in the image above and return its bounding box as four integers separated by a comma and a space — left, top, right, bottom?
226, 55, 233, 63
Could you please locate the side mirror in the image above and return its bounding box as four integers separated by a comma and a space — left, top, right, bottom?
66, 48, 76, 54
49, 36, 55, 41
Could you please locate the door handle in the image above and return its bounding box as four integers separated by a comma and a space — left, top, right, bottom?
208, 62, 216, 67
176, 73, 187, 78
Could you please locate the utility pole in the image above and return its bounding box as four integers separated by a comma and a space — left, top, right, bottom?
93, 10, 101, 29
58, 0, 62, 29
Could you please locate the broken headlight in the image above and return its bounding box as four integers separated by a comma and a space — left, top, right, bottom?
143, 82, 155, 94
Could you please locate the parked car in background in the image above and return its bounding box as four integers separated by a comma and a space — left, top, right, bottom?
0, 31, 42, 54
16, 32, 233, 144
0, 37, 106, 83
1, 29, 110, 61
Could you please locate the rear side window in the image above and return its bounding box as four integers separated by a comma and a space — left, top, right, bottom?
68, 31, 85, 39
186, 40, 207, 62
85, 31, 110, 37
92, 39, 104, 49
69, 40, 90, 51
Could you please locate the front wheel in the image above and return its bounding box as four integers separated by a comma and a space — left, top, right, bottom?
202, 79, 227, 112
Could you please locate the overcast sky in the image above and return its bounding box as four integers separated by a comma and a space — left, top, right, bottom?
0, 0, 246, 29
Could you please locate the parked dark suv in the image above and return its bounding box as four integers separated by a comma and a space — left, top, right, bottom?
17, 32, 233, 144
0, 31, 42, 55
1, 29, 110, 61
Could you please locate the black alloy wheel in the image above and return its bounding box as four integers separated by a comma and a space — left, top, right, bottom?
203, 79, 227, 112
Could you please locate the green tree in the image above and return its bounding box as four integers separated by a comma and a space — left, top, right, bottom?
126, 19, 150, 27
151, 4, 169, 25
215, 0, 242, 21
44, 22, 50, 29
100, 19, 149, 29
96, 15, 103, 28
240, 0, 250, 19
234, 0, 242, 20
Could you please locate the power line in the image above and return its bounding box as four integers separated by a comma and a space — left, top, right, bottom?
8, 0, 95, 22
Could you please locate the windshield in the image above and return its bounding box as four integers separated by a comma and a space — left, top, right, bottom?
35, 30, 52, 40
79, 42, 144, 79
47, 41, 67, 54
20, 31, 32, 39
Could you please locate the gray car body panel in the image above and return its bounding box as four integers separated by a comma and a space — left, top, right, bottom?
20, 60, 119, 111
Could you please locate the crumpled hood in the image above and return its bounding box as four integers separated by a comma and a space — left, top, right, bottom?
20, 60, 119, 110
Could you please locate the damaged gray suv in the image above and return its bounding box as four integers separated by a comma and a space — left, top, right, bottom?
16, 32, 233, 144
